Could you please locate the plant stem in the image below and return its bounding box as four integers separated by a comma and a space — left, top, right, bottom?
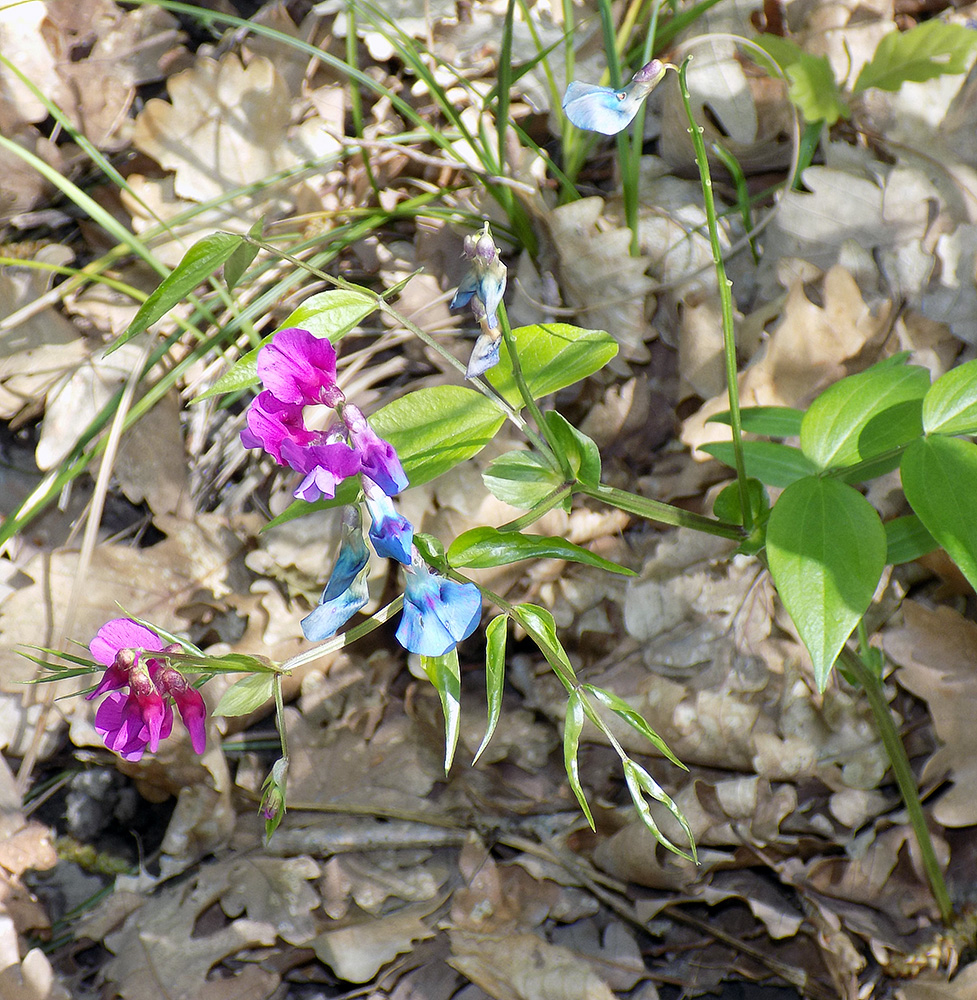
676, 57, 752, 530
578, 482, 745, 540
837, 645, 954, 926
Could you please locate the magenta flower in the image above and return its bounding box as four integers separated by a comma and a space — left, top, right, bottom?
341, 404, 407, 496
87, 618, 207, 759
241, 327, 410, 505
156, 667, 207, 754
280, 437, 362, 503
256, 328, 344, 408
94, 690, 174, 762
240, 392, 314, 465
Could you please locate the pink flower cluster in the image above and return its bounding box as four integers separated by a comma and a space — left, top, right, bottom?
87, 619, 206, 761
240, 327, 407, 503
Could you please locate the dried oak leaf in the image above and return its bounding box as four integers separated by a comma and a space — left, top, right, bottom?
102, 860, 278, 1000
133, 53, 301, 202
884, 600, 977, 827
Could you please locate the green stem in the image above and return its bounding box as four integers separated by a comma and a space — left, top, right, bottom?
497, 304, 569, 477
578, 482, 745, 540
837, 645, 954, 925
676, 58, 752, 530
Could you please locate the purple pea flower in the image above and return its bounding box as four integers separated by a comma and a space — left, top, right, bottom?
450, 225, 507, 332
240, 392, 314, 465
87, 618, 207, 759
395, 554, 482, 657
341, 403, 407, 496
95, 690, 174, 762
363, 480, 414, 564
280, 437, 362, 503
256, 328, 345, 408
302, 508, 371, 641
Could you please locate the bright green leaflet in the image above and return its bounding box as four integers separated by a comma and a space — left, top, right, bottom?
901, 435, 977, 592
766, 476, 886, 690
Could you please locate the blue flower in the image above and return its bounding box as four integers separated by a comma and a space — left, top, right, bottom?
364, 482, 414, 564
451, 224, 507, 332
562, 59, 667, 136
301, 509, 371, 640
465, 328, 502, 379
396, 556, 482, 657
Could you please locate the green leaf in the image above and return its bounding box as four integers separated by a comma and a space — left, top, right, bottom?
885, 514, 937, 565
622, 759, 696, 861
541, 411, 601, 485
854, 21, 977, 94
922, 358, 977, 435
707, 405, 804, 438
422, 648, 461, 774
204, 289, 378, 397
766, 476, 886, 690
564, 690, 595, 830
486, 323, 617, 404
214, 673, 275, 717
755, 35, 850, 125
512, 603, 577, 687
701, 440, 817, 487
223, 221, 264, 291
110, 232, 244, 354
581, 684, 685, 765
474, 615, 507, 764
712, 478, 769, 526
902, 435, 977, 590
448, 526, 635, 575
800, 365, 928, 470
266, 384, 507, 528
483, 451, 564, 509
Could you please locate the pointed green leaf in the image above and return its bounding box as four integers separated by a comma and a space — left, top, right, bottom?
474, 615, 507, 764
542, 411, 601, 485
564, 690, 595, 830
214, 673, 275, 717
922, 358, 977, 435
712, 478, 769, 526
884, 514, 937, 565
486, 323, 617, 404
422, 648, 461, 774
204, 289, 378, 397
448, 527, 634, 575
110, 232, 244, 353
512, 603, 577, 687
854, 21, 977, 94
701, 440, 817, 487
483, 451, 563, 508
223, 221, 264, 291
623, 759, 696, 861
756, 35, 850, 125
767, 476, 886, 690
707, 405, 805, 438
800, 365, 928, 470
581, 684, 685, 765
901, 435, 977, 590
265, 384, 507, 528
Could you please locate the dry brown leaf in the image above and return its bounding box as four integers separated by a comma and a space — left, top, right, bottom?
102, 860, 279, 1000
884, 601, 977, 827
133, 52, 338, 203
310, 900, 439, 983
682, 265, 891, 455
897, 960, 977, 1000
532, 197, 656, 362
448, 929, 616, 1000
0, 256, 86, 420
220, 856, 320, 945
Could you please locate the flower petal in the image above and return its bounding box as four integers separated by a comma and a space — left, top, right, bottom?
396, 560, 482, 656
89, 618, 163, 667
257, 328, 341, 406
